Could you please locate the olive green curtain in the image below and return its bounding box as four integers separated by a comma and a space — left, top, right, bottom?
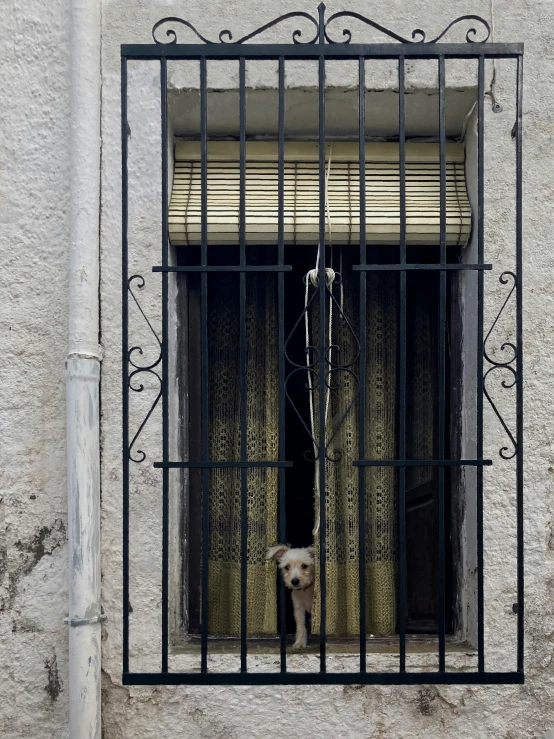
206, 267, 279, 635
203, 249, 434, 636
310, 250, 435, 635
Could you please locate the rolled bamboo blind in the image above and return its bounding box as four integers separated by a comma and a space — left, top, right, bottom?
169, 141, 471, 247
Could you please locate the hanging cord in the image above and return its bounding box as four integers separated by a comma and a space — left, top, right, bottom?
487, 0, 502, 112
306, 266, 335, 538
305, 144, 337, 537
461, 100, 477, 142
462, 0, 501, 141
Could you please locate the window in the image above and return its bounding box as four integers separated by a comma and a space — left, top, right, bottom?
173, 141, 468, 640
122, 7, 524, 685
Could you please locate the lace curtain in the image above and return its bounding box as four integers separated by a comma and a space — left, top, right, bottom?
310, 250, 435, 635
206, 268, 279, 635
203, 249, 434, 636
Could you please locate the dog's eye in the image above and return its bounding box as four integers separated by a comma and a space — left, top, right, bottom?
284, 565, 290, 571
301, 564, 308, 569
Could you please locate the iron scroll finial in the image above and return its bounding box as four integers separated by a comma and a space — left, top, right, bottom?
151, 7, 491, 45
318, 3, 326, 44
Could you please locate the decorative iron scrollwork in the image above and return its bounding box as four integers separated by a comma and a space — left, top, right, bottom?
324, 11, 490, 45
152, 4, 490, 46
128, 275, 162, 463
284, 274, 359, 463
152, 11, 319, 45
483, 271, 518, 460
219, 12, 319, 45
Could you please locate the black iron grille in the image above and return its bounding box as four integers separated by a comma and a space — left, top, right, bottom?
121, 4, 524, 685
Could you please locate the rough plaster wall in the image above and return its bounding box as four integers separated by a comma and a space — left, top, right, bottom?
0, 1, 71, 737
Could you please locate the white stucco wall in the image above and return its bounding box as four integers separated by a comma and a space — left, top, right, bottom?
2, 0, 554, 737
1, 1, 71, 736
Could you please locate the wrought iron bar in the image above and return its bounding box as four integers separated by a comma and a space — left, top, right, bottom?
515, 53, 524, 675
353, 460, 493, 467
154, 461, 293, 469
317, 3, 327, 671
353, 264, 492, 271
438, 54, 447, 673
398, 53, 407, 674
121, 53, 129, 677
357, 54, 367, 674
123, 43, 522, 60
239, 56, 248, 673
277, 55, 287, 673
123, 671, 525, 686
160, 57, 170, 673
153, 265, 293, 272
477, 54, 485, 672
200, 56, 210, 674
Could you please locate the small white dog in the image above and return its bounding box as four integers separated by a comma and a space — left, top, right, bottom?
267, 544, 315, 649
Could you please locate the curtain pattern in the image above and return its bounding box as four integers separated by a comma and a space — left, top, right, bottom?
203, 250, 435, 636
206, 268, 279, 635
310, 251, 435, 635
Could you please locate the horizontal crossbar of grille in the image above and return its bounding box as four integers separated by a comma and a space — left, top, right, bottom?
152, 265, 292, 272
123, 672, 524, 686
353, 459, 493, 467
353, 263, 492, 271
121, 42, 523, 60
153, 264, 491, 273
153, 461, 293, 469
154, 460, 492, 468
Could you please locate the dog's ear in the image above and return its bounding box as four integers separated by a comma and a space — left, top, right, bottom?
306, 546, 315, 560
266, 544, 289, 562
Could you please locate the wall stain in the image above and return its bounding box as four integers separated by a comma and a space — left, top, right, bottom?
4, 519, 66, 610
14, 519, 66, 576
11, 617, 43, 633
371, 720, 387, 739
44, 652, 62, 703
342, 683, 364, 697
417, 686, 438, 716
0, 541, 6, 587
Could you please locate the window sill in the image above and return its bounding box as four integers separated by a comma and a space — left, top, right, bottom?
173, 634, 475, 656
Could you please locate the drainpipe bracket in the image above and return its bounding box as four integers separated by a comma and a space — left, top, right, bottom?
65, 614, 108, 628
66, 349, 103, 363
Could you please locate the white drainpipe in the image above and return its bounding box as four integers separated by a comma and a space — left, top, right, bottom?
66, 1, 102, 737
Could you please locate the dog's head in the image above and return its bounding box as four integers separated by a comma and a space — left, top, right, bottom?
267, 544, 315, 591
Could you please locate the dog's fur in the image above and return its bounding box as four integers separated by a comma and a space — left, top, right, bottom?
267, 544, 315, 649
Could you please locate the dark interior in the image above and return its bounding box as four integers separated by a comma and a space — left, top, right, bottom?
180, 243, 456, 637
282, 246, 321, 634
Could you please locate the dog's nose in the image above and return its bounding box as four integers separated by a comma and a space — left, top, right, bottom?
291, 578, 300, 587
